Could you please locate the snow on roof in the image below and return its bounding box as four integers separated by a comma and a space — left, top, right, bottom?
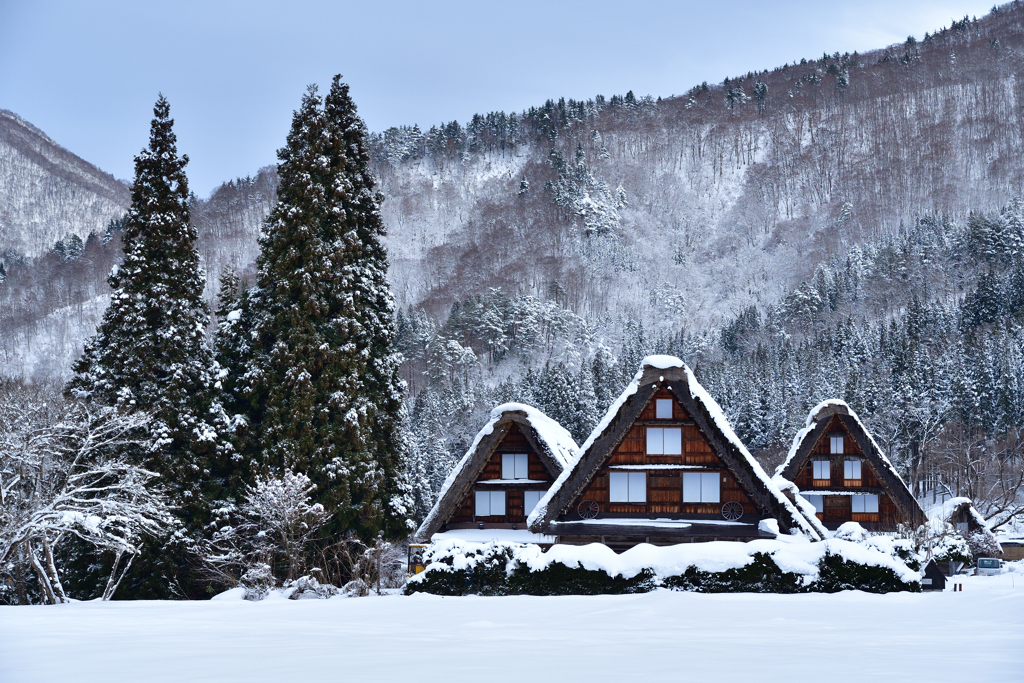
772, 474, 830, 539
529, 356, 822, 540
683, 365, 822, 540
777, 399, 907, 488
925, 496, 992, 531
416, 403, 577, 540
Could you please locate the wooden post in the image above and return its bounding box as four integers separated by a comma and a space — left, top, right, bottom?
376, 532, 383, 596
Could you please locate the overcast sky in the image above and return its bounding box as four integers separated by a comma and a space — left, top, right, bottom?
0, 0, 997, 196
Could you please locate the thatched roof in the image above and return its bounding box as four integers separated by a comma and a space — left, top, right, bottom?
528, 356, 822, 539
415, 403, 577, 541
777, 399, 924, 524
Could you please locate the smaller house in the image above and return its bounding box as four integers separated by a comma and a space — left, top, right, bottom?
927, 496, 1002, 558
415, 403, 578, 544
777, 400, 924, 531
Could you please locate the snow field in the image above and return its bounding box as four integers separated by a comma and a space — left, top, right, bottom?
1, 572, 1021, 683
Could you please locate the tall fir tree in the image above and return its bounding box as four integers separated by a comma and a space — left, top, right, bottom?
231, 76, 412, 541
67, 96, 227, 596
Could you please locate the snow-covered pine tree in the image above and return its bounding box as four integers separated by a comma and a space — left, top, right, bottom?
67, 95, 227, 525
238, 77, 412, 542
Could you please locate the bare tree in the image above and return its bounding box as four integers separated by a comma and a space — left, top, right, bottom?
0, 387, 174, 603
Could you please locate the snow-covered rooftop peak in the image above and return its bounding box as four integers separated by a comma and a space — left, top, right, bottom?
489, 402, 578, 467
805, 399, 852, 428
639, 354, 684, 370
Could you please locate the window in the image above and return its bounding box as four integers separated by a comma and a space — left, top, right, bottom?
502, 453, 529, 480
844, 460, 862, 481
682, 472, 721, 503
609, 472, 646, 503
646, 428, 682, 455
830, 435, 844, 454
524, 490, 544, 515
956, 522, 969, 534
851, 494, 878, 513
804, 494, 824, 513
812, 460, 831, 481
475, 490, 505, 517
655, 399, 673, 419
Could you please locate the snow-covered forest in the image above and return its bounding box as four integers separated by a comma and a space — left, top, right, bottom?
3, 3, 1024, 603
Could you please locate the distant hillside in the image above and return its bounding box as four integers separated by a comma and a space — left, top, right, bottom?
0, 109, 130, 258
5, 4, 1024, 383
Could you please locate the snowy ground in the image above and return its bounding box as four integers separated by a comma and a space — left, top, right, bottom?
2, 573, 1022, 682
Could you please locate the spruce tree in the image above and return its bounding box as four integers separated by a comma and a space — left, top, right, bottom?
67, 96, 227, 596
237, 77, 412, 541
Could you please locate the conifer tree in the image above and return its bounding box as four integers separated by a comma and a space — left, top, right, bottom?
67, 96, 227, 597
68, 95, 225, 516
236, 77, 412, 541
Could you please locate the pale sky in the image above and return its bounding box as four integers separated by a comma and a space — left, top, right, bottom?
0, 0, 997, 195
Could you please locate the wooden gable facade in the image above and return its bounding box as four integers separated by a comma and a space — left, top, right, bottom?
415, 405, 576, 541
529, 358, 819, 548
778, 401, 924, 531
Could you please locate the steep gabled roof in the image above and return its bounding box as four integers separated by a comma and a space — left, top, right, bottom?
415, 403, 577, 541
777, 399, 923, 523
927, 496, 1002, 553
528, 356, 822, 539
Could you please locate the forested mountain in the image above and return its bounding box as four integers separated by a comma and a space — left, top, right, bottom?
2, 5, 1024, 528
0, 109, 130, 258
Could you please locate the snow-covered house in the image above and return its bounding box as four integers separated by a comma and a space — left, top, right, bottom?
777, 400, 924, 531
415, 404, 578, 543
927, 496, 1002, 558
527, 356, 821, 549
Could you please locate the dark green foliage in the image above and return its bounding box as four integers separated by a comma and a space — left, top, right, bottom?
404, 546, 919, 596
813, 551, 919, 594
662, 553, 804, 593
225, 77, 411, 542
506, 563, 656, 596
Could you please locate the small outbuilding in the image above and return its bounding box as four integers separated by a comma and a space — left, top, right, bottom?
921, 559, 947, 591
415, 403, 577, 543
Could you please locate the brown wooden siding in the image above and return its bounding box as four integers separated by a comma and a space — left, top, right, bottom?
572, 389, 755, 516
448, 423, 554, 525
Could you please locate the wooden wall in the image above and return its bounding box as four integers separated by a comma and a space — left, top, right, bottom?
448, 423, 554, 525
793, 415, 903, 527
570, 389, 755, 517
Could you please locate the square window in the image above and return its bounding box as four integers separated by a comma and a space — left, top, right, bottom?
610, 472, 645, 503
502, 453, 529, 479
830, 435, 844, 454
812, 460, 830, 480
844, 460, 862, 481
864, 494, 878, 513
655, 399, 673, 419
648, 428, 681, 455
524, 490, 544, 515
804, 494, 824, 513
475, 490, 505, 516
683, 472, 720, 503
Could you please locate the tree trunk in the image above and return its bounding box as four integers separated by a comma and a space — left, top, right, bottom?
103, 549, 135, 601
27, 541, 57, 605
43, 536, 68, 603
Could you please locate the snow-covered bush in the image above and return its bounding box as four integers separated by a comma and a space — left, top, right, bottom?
240, 563, 273, 601
198, 469, 328, 592
966, 528, 1001, 559
288, 574, 339, 600
405, 538, 920, 596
